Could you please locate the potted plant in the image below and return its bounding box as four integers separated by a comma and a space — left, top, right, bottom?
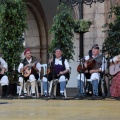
49, 3, 75, 61
74, 19, 92, 33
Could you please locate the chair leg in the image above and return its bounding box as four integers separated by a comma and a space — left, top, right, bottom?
19, 86, 23, 95
26, 82, 31, 96
35, 81, 39, 97
17, 85, 20, 95
40, 81, 44, 95
49, 81, 53, 96
19, 83, 23, 96
64, 88, 67, 98
53, 84, 57, 96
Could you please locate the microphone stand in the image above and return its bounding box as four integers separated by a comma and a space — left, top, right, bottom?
107, 54, 111, 97
102, 45, 111, 98
52, 55, 55, 97
46, 54, 49, 97
101, 50, 106, 99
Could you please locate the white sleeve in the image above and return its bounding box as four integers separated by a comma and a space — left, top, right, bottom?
64, 59, 70, 70
110, 58, 113, 63
36, 62, 41, 72
85, 56, 90, 61
18, 63, 24, 73
113, 56, 119, 62
1, 58, 8, 72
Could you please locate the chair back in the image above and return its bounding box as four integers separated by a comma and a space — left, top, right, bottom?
41, 64, 47, 75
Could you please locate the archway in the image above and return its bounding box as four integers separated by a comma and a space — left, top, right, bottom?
24, 0, 48, 64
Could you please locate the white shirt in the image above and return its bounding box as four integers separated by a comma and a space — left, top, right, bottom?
18, 58, 41, 73
0, 57, 8, 72
54, 58, 70, 70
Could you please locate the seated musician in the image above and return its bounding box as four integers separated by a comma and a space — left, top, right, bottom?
76, 44, 107, 99
42, 48, 70, 97
110, 54, 120, 99
0, 55, 9, 98
111, 54, 120, 63
18, 48, 41, 98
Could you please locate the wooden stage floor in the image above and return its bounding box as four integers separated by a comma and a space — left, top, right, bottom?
0, 98, 120, 120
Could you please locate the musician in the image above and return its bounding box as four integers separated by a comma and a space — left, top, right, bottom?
110, 54, 120, 99
42, 48, 70, 97
111, 54, 120, 64
0, 55, 9, 98
76, 44, 107, 99
18, 48, 41, 98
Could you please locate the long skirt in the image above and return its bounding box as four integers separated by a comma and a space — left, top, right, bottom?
110, 72, 120, 97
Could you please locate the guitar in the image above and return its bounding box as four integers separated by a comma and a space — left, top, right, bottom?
109, 62, 120, 75
77, 57, 96, 73
46, 64, 51, 74
77, 52, 108, 73
23, 61, 38, 77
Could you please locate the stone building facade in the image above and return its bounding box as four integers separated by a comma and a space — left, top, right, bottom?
24, 0, 120, 88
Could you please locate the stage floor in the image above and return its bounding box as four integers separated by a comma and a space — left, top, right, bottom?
0, 98, 119, 120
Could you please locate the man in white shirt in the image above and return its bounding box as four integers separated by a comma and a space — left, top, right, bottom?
77, 45, 107, 99
42, 48, 70, 97
18, 48, 41, 98
0, 57, 9, 98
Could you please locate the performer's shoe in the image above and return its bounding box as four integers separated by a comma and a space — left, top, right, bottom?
74, 94, 85, 100
50, 95, 55, 99
19, 93, 28, 99
0, 95, 13, 99
60, 93, 65, 99
91, 95, 101, 100
41, 93, 49, 98
31, 93, 36, 98
106, 93, 111, 98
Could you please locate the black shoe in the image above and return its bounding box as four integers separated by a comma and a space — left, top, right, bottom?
92, 95, 101, 100
41, 93, 49, 98
74, 94, 80, 99
79, 95, 85, 100
50, 95, 55, 99
19, 94, 25, 98
31, 93, 36, 98
60, 93, 65, 98
75, 94, 85, 100
18, 94, 27, 99
106, 93, 111, 98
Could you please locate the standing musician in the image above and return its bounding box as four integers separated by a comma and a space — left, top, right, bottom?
0, 55, 9, 98
18, 48, 41, 98
76, 44, 107, 99
42, 48, 70, 97
110, 54, 120, 99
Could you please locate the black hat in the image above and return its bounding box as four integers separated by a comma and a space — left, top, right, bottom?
54, 47, 62, 52
92, 44, 99, 49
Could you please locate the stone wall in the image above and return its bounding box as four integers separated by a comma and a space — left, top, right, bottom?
73, 0, 120, 56
84, 2, 106, 55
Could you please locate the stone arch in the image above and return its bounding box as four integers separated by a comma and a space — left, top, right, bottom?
24, 0, 48, 64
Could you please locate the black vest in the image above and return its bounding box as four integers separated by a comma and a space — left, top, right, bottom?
22, 56, 38, 78
92, 55, 103, 70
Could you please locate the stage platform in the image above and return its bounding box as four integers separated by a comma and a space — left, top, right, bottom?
0, 98, 120, 120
